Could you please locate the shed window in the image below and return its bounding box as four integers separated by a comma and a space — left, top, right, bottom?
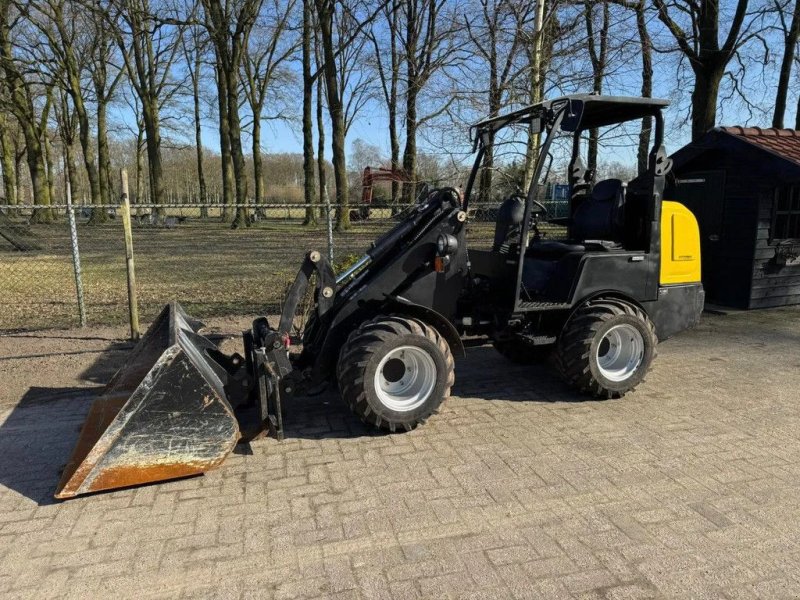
772, 185, 800, 241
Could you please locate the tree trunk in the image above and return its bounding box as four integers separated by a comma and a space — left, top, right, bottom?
26, 138, 51, 222
97, 100, 111, 204
523, 0, 548, 189
192, 64, 208, 217
388, 3, 400, 207
796, 94, 800, 130
64, 138, 78, 203
478, 56, 500, 203
187, 41, 208, 219
316, 70, 328, 221
74, 91, 104, 222
252, 117, 265, 211
13, 136, 23, 204
135, 123, 145, 204
57, 92, 80, 203
585, 0, 609, 176
302, 0, 317, 226
43, 130, 56, 218
216, 62, 234, 222
773, 0, 800, 128
142, 95, 165, 213
690, 63, 723, 140
401, 85, 418, 204
635, 1, 652, 174
389, 101, 399, 206
316, 0, 349, 231
0, 119, 16, 206
227, 70, 250, 229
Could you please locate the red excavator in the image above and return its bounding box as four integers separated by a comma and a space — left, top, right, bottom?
354, 166, 417, 220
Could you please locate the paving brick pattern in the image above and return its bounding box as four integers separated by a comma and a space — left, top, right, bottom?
1, 308, 800, 599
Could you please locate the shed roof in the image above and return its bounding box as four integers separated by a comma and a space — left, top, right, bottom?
715, 126, 800, 167
671, 126, 800, 181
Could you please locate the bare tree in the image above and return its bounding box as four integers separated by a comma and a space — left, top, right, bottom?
797, 54, 800, 130
242, 0, 298, 206
315, 0, 349, 229
584, 0, 609, 174
773, 0, 800, 128
522, 0, 555, 188
0, 1, 54, 218
400, 0, 460, 203
654, 0, 764, 140
465, 0, 533, 201
301, 0, 316, 224
336, 13, 372, 139
87, 9, 127, 206
0, 87, 17, 205
108, 0, 186, 209
181, 17, 209, 213
23, 0, 104, 216
630, 0, 652, 173
314, 35, 328, 218
201, 0, 263, 228
54, 88, 80, 201
369, 1, 401, 204
315, 0, 389, 230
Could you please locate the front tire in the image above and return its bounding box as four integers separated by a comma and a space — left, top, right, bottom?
555, 299, 657, 398
337, 316, 454, 432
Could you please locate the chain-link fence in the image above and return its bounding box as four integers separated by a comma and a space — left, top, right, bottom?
0, 198, 568, 332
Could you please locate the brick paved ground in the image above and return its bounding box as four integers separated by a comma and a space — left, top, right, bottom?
1, 307, 800, 599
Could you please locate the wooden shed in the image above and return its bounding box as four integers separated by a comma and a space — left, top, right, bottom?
668, 127, 800, 309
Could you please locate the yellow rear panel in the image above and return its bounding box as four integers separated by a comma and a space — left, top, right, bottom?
660, 201, 701, 285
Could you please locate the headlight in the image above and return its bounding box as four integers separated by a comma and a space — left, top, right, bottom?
436, 233, 458, 256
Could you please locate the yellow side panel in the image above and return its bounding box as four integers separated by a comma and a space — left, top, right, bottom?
660, 200, 702, 285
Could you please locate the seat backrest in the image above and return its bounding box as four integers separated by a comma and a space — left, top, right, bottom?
572, 178, 625, 241
492, 195, 525, 252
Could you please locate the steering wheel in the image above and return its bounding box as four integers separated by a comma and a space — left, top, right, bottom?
509, 193, 548, 218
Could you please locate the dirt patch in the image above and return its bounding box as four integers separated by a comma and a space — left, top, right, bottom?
0, 314, 257, 408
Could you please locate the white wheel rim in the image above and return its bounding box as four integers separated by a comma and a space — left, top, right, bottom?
374, 345, 437, 412
595, 324, 644, 382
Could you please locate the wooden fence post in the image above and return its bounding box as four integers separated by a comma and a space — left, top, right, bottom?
120, 169, 140, 341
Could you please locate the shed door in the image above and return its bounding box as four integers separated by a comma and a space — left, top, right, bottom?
670, 171, 727, 294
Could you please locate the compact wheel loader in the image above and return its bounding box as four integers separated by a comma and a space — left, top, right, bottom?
55, 95, 704, 499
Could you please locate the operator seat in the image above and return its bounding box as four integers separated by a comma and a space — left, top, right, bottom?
492, 194, 525, 253
527, 179, 625, 259
572, 178, 625, 241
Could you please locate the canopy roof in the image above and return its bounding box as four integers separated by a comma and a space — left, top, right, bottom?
473, 94, 670, 135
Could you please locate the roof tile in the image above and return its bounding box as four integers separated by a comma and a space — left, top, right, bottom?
716, 126, 800, 166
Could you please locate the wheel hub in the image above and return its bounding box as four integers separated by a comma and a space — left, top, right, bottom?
596, 323, 644, 382
382, 358, 406, 383
374, 345, 437, 412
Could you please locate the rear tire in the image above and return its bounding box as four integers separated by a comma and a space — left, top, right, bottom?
555, 299, 657, 398
337, 316, 454, 432
493, 339, 552, 364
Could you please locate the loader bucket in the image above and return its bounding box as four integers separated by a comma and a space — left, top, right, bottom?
55, 302, 241, 499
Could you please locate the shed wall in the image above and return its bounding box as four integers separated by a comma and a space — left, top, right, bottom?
671, 149, 759, 308
750, 188, 800, 308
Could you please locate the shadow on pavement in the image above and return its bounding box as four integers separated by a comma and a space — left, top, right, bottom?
0, 342, 580, 505
0, 387, 97, 506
